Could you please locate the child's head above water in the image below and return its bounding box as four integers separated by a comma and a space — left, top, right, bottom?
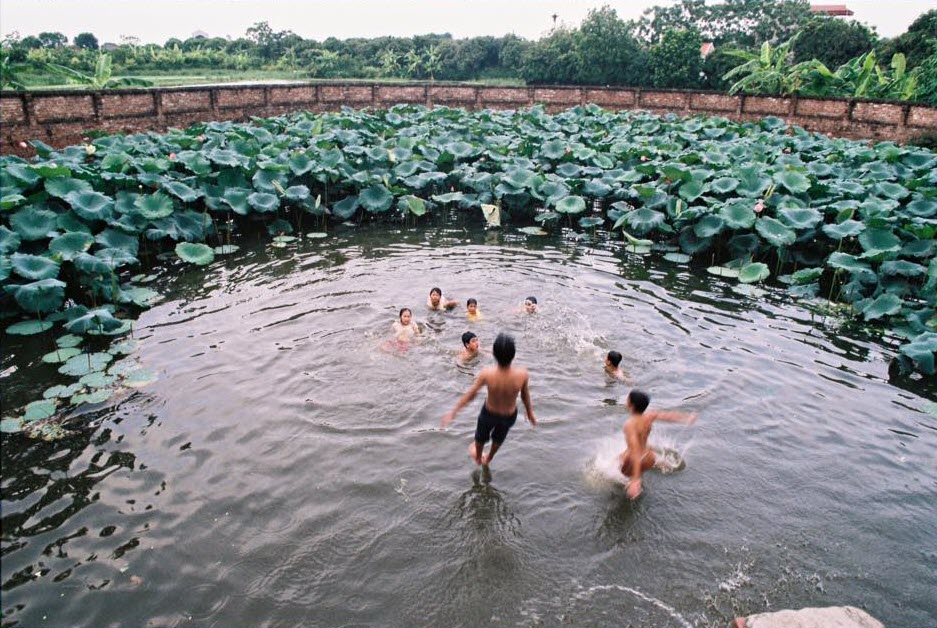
493, 333, 516, 367
627, 390, 650, 413
461, 331, 477, 347
429, 287, 442, 306
524, 296, 538, 314
606, 351, 622, 368
399, 308, 412, 324
466, 298, 478, 315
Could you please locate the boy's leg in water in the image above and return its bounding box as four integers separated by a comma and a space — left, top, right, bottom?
469, 441, 484, 465
482, 440, 502, 465
619, 449, 656, 476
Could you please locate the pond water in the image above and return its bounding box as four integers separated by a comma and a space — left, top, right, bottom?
2, 224, 935, 627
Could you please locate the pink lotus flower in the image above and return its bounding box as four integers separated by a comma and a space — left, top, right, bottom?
640, 155, 648, 162
754, 201, 764, 213
169, 153, 176, 160
17, 141, 27, 148
197, 134, 206, 141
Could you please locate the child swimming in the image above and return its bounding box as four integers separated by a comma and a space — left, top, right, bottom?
427, 287, 458, 311
604, 351, 630, 383
458, 331, 480, 364
466, 298, 482, 321
392, 308, 421, 342
442, 333, 537, 466
619, 390, 697, 499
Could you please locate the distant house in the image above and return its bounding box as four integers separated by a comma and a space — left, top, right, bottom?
101, 42, 119, 51
810, 4, 854, 16
190, 30, 209, 39
700, 42, 715, 58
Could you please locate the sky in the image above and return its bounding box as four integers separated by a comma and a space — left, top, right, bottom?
1, 0, 932, 44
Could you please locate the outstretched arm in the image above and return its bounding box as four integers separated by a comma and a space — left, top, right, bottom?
520, 374, 536, 426
648, 410, 697, 425
441, 373, 485, 426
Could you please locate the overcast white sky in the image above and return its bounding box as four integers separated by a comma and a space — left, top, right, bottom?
1, 0, 931, 44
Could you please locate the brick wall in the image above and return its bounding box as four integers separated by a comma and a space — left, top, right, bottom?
1, 83, 935, 157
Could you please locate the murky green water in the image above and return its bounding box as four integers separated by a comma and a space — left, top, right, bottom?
2, 225, 935, 627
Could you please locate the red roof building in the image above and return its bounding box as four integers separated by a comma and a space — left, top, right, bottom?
810, 4, 855, 16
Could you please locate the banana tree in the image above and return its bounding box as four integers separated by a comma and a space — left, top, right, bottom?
47, 53, 153, 90
723, 35, 800, 96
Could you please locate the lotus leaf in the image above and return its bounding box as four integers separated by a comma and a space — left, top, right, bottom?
827, 252, 870, 273
10, 206, 58, 241
148, 211, 209, 242
72, 252, 112, 275
95, 248, 139, 270
272, 235, 297, 246
694, 215, 724, 238
873, 182, 909, 200
502, 169, 537, 189
540, 140, 567, 160
579, 216, 604, 228
862, 294, 902, 320
822, 220, 865, 240
283, 185, 310, 203
306, 232, 329, 239
88, 319, 132, 337
267, 219, 294, 236
134, 192, 175, 219
8, 278, 66, 314
65, 190, 114, 222
678, 178, 705, 202
738, 262, 770, 284
96, 228, 139, 255
45, 177, 92, 199
717, 201, 755, 230
555, 196, 586, 214
432, 192, 467, 204
707, 266, 741, 278
65, 307, 122, 334
880, 261, 927, 277
175, 242, 214, 266
207, 148, 243, 167
858, 228, 901, 257
900, 240, 934, 258
332, 196, 360, 220
555, 163, 581, 178
41, 347, 82, 363
79, 372, 117, 388
755, 217, 796, 247
679, 227, 712, 254
56, 334, 82, 348
401, 196, 427, 216
124, 369, 158, 388
71, 389, 115, 406
359, 185, 394, 213
6, 319, 54, 335
120, 286, 161, 307
518, 227, 548, 236
663, 253, 691, 263
773, 170, 810, 195
905, 198, 937, 218
247, 192, 279, 213
778, 207, 823, 230
24, 399, 57, 421
108, 339, 139, 355
58, 352, 113, 377
0, 255, 10, 281
710, 177, 739, 195
56, 211, 92, 234
11, 253, 59, 281
0, 226, 21, 254
791, 267, 824, 285
735, 166, 771, 197
49, 232, 94, 260
43, 383, 84, 399
4, 163, 41, 187
0, 418, 24, 433
108, 359, 140, 377
899, 332, 937, 375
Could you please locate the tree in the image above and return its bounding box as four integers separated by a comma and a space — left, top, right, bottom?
723, 36, 801, 95
519, 28, 582, 84
37, 31, 68, 48
47, 53, 154, 89
74, 32, 99, 50
577, 6, 649, 86
877, 9, 937, 68
650, 28, 703, 89
792, 17, 876, 69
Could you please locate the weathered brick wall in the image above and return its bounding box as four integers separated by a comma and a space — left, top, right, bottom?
1, 83, 935, 157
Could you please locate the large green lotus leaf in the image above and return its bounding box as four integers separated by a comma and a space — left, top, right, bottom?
71, 389, 115, 406
49, 232, 94, 260
107, 338, 139, 355
175, 242, 214, 265
65, 307, 122, 334
0, 255, 10, 282
66, 190, 114, 222
41, 347, 82, 363
709, 177, 739, 195
0, 226, 21, 254
147, 211, 209, 242
822, 220, 865, 240
207, 148, 244, 167
332, 196, 359, 220
95, 248, 139, 269
858, 228, 901, 256
555, 163, 581, 178
899, 332, 937, 375
827, 252, 870, 273
872, 182, 909, 200
284, 185, 310, 203
4, 163, 41, 187
880, 260, 927, 277
58, 352, 113, 377
73, 252, 113, 275
400, 196, 427, 216
678, 178, 705, 202
24, 399, 57, 421
43, 382, 84, 399
96, 228, 139, 255
679, 226, 712, 254
163, 180, 203, 203
579, 216, 604, 228
289, 152, 315, 176
56, 333, 82, 347
0, 418, 24, 434
0, 193, 27, 211
124, 368, 158, 388
791, 267, 823, 285
900, 240, 934, 258
79, 372, 117, 388
502, 168, 537, 189
252, 169, 288, 194
583, 179, 613, 197
905, 198, 937, 218
222, 188, 251, 215
778, 206, 822, 230
861, 294, 902, 320
735, 166, 771, 197
432, 192, 467, 205
693, 214, 725, 238
535, 181, 570, 205
359, 185, 394, 213
6, 319, 54, 335
11, 253, 59, 280
555, 195, 586, 214
134, 192, 174, 219
774, 170, 810, 194
175, 151, 212, 176
267, 219, 294, 236
45, 177, 92, 199
248, 192, 280, 213
444, 141, 475, 160
755, 217, 796, 247
540, 140, 567, 160
663, 252, 691, 263
10, 206, 58, 241
727, 234, 762, 258
8, 278, 66, 314
719, 200, 756, 230
660, 164, 691, 182
56, 211, 92, 235
87, 319, 131, 336
738, 262, 770, 284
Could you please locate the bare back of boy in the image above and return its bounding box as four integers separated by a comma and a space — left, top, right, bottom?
619, 414, 657, 475
481, 365, 529, 415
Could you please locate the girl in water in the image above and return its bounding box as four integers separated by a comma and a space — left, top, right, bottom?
393, 308, 422, 342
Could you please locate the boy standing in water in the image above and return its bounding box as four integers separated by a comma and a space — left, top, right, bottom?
442, 333, 537, 465
619, 390, 696, 500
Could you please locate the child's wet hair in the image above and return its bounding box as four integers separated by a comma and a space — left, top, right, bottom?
525, 296, 538, 304
461, 331, 477, 347
430, 287, 442, 297
628, 390, 650, 413
399, 307, 411, 320
607, 351, 622, 367
467, 298, 477, 307
493, 333, 516, 367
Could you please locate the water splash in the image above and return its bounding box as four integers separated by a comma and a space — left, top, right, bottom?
585, 435, 688, 488
571, 584, 695, 628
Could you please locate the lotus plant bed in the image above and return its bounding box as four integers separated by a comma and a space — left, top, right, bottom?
1, 106, 935, 422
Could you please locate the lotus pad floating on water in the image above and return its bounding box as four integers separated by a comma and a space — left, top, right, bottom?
58, 352, 113, 377
124, 369, 158, 388
108, 339, 139, 355
24, 399, 57, 421
663, 253, 692, 263
71, 389, 115, 406
0, 417, 24, 433
6, 320, 54, 335
79, 372, 117, 388
41, 347, 83, 363
43, 383, 84, 399
304, 233, 328, 239
175, 242, 214, 266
